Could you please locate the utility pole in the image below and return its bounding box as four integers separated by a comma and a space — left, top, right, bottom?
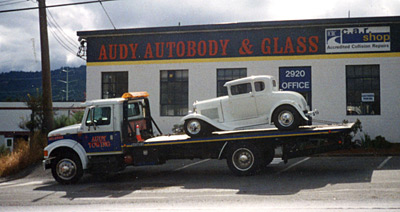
38, 0, 54, 133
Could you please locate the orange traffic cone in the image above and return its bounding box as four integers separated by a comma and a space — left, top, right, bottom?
136, 124, 144, 142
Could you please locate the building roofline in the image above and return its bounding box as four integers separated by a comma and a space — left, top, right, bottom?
77, 16, 400, 38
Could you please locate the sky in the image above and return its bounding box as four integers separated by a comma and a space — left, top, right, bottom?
0, 0, 399, 73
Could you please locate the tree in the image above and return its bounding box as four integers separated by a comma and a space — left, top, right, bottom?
18, 89, 44, 149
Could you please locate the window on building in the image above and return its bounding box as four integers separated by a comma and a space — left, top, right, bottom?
160, 70, 188, 116
217, 68, 247, 97
102, 72, 128, 99
346, 65, 380, 115
6, 139, 12, 147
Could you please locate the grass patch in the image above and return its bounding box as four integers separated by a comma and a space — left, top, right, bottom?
0, 132, 47, 177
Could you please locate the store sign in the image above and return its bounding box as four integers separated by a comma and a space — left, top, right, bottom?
86, 27, 323, 63
325, 26, 390, 53
279, 67, 311, 92
361, 93, 375, 102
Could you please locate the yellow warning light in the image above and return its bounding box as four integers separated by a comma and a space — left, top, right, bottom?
122, 91, 149, 99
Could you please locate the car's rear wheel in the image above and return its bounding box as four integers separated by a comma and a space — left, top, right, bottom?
184, 119, 210, 137
273, 105, 301, 130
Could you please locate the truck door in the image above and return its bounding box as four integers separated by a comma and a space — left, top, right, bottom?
82, 105, 122, 154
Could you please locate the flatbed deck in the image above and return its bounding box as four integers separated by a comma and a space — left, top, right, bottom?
122, 123, 355, 175
133, 123, 354, 147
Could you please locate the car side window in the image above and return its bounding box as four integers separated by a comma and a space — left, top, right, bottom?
254, 81, 265, 92
231, 83, 252, 95
86, 107, 111, 126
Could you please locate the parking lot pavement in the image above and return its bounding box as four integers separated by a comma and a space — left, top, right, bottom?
0, 156, 399, 211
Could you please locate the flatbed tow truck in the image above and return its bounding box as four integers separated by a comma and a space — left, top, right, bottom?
43, 92, 355, 184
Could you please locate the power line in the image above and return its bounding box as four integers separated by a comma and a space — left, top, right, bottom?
47, 22, 77, 55
47, 9, 77, 48
98, 0, 116, 29
0, 0, 116, 13
0, 0, 26, 7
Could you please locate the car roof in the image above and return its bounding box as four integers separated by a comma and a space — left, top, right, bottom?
224, 75, 274, 87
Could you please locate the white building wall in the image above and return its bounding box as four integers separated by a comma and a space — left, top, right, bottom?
0, 102, 85, 135
86, 55, 399, 142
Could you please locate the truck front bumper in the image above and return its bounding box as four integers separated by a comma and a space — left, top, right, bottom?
42, 157, 54, 170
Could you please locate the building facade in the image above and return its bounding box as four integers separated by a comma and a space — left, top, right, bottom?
0, 102, 84, 152
78, 16, 400, 142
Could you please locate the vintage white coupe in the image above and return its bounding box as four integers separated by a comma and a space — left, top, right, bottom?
181, 75, 317, 137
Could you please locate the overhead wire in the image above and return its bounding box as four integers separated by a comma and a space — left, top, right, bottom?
0, 0, 28, 7
46, 9, 80, 57
0, 0, 116, 14
0, 0, 118, 60
47, 9, 77, 48
97, 0, 116, 29
47, 18, 80, 57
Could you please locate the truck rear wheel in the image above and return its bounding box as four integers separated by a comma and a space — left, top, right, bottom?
226, 143, 262, 176
51, 152, 83, 184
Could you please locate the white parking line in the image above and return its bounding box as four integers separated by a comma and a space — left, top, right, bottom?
377, 156, 392, 169
270, 158, 284, 165
277, 157, 310, 174
0, 180, 44, 189
174, 159, 211, 171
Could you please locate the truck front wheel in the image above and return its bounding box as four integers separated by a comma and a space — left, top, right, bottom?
51, 152, 83, 184
226, 143, 262, 176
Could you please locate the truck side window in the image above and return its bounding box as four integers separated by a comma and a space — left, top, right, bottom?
231, 83, 252, 95
86, 107, 111, 126
128, 102, 141, 118
254, 81, 265, 92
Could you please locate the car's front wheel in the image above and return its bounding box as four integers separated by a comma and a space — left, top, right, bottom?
273, 105, 301, 131
184, 119, 210, 137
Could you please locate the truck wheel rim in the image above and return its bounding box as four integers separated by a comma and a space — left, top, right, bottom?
278, 111, 294, 127
56, 159, 77, 180
232, 148, 254, 171
187, 120, 201, 135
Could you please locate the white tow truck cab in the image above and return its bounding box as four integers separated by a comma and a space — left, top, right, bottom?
43, 92, 157, 184
182, 75, 318, 137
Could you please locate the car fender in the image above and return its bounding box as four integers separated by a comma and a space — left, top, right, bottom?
181, 113, 231, 131
44, 139, 89, 169
269, 101, 308, 124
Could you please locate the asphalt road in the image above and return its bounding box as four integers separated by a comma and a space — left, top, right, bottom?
0, 156, 399, 211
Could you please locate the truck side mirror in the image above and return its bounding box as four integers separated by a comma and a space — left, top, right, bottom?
86, 106, 97, 131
